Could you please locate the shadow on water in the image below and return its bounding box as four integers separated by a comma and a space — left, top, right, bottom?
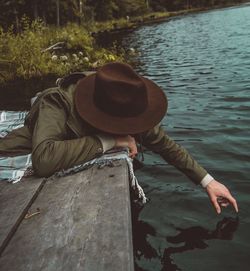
132, 206, 239, 271
161, 217, 239, 271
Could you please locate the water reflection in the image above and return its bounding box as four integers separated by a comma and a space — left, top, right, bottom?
133, 211, 239, 271
122, 4, 249, 270
161, 217, 239, 271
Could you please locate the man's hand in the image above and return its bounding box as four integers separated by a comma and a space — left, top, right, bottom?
206, 180, 238, 214
114, 135, 138, 158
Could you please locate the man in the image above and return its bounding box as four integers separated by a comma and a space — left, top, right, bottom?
0, 62, 238, 214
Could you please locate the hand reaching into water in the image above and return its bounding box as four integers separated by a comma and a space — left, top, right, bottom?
206, 180, 238, 214
112, 135, 239, 215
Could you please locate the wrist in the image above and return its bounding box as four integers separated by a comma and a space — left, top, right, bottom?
200, 174, 214, 188
114, 136, 130, 148
96, 134, 116, 153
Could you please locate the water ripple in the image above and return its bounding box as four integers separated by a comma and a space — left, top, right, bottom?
122, 5, 250, 271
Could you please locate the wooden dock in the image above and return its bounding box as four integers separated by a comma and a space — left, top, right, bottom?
0, 160, 134, 271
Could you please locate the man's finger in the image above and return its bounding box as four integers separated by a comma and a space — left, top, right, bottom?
220, 202, 229, 207
217, 197, 229, 207
226, 195, 239, 212
221, 189, 239, 212
211, 196, 221, 214
130, 152, 137, 159
129, 144, 138, 159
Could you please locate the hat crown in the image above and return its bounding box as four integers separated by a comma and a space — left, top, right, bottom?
74, 61, 167, 135
93, 63, 148, 117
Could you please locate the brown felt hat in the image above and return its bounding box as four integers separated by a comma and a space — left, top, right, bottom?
74, 62, 168, 135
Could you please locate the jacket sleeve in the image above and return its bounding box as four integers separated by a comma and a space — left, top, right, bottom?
140, 125, 207, 185
0, 125, 32, 156
30, 94, 103, 177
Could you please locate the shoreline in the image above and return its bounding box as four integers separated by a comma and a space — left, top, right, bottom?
0, 2, 249, 110
92, 2, 249, 36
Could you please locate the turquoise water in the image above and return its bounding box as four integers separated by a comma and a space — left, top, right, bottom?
121, 4, 250, 271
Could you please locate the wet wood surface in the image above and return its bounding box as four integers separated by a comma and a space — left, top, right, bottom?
0, 161, 134, 271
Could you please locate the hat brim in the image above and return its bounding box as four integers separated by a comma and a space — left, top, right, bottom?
74, 74, 167, 135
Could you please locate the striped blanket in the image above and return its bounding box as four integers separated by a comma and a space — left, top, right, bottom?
0, 111, 33, 183
0, 111, 147, 204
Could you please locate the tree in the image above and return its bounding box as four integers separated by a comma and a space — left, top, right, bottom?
0, 0, 248, 29
0, 0, 26, 30
56, 0, 60, 26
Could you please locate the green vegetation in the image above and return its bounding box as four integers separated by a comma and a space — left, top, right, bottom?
0, 0, 248, 30
0, 0, 248, 84
0, 18, 123, 83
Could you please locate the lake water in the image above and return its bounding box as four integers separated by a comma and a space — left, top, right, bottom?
121, 4, 250, 271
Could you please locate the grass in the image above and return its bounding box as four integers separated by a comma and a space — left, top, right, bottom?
0, 3, 241, 84
0, 18, 124, 83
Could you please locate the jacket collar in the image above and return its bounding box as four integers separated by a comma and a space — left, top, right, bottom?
59, 84, 99, 137
58, 84, 85, 137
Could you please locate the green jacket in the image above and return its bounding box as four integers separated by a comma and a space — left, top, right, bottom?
0, 83, 207, 184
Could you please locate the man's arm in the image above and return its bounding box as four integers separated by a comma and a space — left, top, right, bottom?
0, 125, 32, 156
139, 125, 238, 213
140, 125, 208, 184
30, 93, 103, 177
87, 126, 238, 214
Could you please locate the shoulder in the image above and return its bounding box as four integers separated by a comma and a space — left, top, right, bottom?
25, 86, 73, 130
134, 124, 164, 144
141, 124, 164, 138
31, 84, 77, 110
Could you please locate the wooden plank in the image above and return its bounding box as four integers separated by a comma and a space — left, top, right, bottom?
0, 161, 134, 271
0, 178, 45, 256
